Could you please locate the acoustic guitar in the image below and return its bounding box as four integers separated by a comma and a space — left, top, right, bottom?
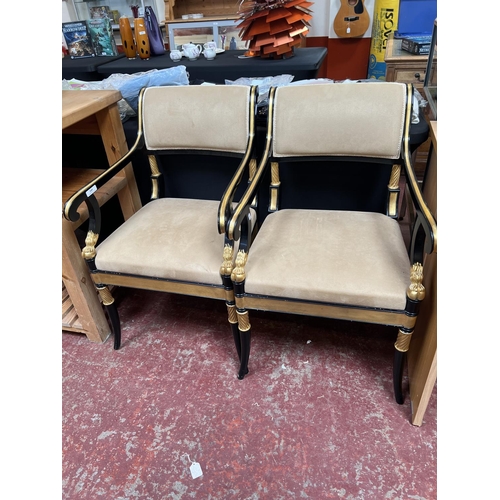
333, 0, 370, 38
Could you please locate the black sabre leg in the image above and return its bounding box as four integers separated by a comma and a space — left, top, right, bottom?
393, 348, 406, 405
232, 323, 242, 361
221, 272, 241, 361
393, 326, 413, 404
107, 303, 122, 350
238, 323, 251, 380
233, 279, 250, 379
231, 242, 251, 379
96, 284, 122, 350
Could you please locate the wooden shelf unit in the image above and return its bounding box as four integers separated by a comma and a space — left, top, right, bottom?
164, 0, 237, 23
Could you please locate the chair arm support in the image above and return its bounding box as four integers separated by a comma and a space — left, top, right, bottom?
401, 83, 437, 262
227, 87, 277, 242
81, 195, 102, 260
218, 86, 259, 236
217, 144, 255, 235
404, 157, 437, 260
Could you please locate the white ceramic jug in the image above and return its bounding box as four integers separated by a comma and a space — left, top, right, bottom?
203, 48, 216, 60
169, 49, 182, 62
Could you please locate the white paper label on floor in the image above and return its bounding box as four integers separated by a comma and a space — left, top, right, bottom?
190, 461, 203, 479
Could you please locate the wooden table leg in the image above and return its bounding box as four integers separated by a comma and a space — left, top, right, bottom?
95, 102, 142, 220
62, 218, 111, 343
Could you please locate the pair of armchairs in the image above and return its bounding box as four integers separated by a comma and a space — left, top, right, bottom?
63, 82, 436, 404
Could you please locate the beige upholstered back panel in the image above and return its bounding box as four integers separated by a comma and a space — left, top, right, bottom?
143, 85, 251, 153
272, 82, 407, 159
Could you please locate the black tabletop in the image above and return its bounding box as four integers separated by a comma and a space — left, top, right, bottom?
62, 54, 126, 81
96, 48, 328, 84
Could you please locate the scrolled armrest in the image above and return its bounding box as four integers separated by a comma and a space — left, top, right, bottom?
217, 149, 255, 236
63, 86, 148, 224
63, 129, 144, 224
402, 84, 437, 261
217, 85, 259, 236
227, 87, 277, 242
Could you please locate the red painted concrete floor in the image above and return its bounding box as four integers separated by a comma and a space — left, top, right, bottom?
62, 288, 437, 499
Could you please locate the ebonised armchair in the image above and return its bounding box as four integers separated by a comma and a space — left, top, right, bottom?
63, 85, 258, 350
227, 82, 437, 403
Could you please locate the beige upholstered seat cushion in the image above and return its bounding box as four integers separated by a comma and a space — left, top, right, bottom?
95, 198, 253, 285
244, 209, 410, 310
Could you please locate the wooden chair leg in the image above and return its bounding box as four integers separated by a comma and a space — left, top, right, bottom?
107, 302, 122, 350
220, 256, 242, 363
96, 284, 121, 349
231, 250, 251, 379
231, 322, 242, 361
393, 327, 413, 404
237, 314, 251, 380
393, 348, 406, 404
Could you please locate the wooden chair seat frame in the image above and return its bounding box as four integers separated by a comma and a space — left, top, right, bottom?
227, 84, 437, 404
63, 85, 259, 350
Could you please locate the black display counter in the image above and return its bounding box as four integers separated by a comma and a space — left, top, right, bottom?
95, 48, 328, 84
62, 54, 125, 81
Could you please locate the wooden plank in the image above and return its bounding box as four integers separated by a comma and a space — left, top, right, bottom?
269, 18, 292, 36
62, 220, 112, 342
289, 25, 309, 38
255, 33, 276, 48
62, 282, 80, 329
62, 90, 122, 129
285, 9, 313, 24
284, 0, 311, 7
247, 16, 271, 36
62, 115, 100, 136
266, 8, 292, 23
272, 32, 295, 47
172, 0, 237, 18
95, 103, 142, 220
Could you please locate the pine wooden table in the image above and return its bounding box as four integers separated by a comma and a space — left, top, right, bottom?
62, 90, 141, 342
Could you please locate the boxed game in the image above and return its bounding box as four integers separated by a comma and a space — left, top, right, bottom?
401, 35, 432, 55
62, 21, 95, 59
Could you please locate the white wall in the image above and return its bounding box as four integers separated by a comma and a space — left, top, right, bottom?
62, 0, 164, 23
61, 0, 331, 37
308, 0, 330, 37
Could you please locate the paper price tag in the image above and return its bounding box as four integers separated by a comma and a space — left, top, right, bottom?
190, 461, 203, 479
